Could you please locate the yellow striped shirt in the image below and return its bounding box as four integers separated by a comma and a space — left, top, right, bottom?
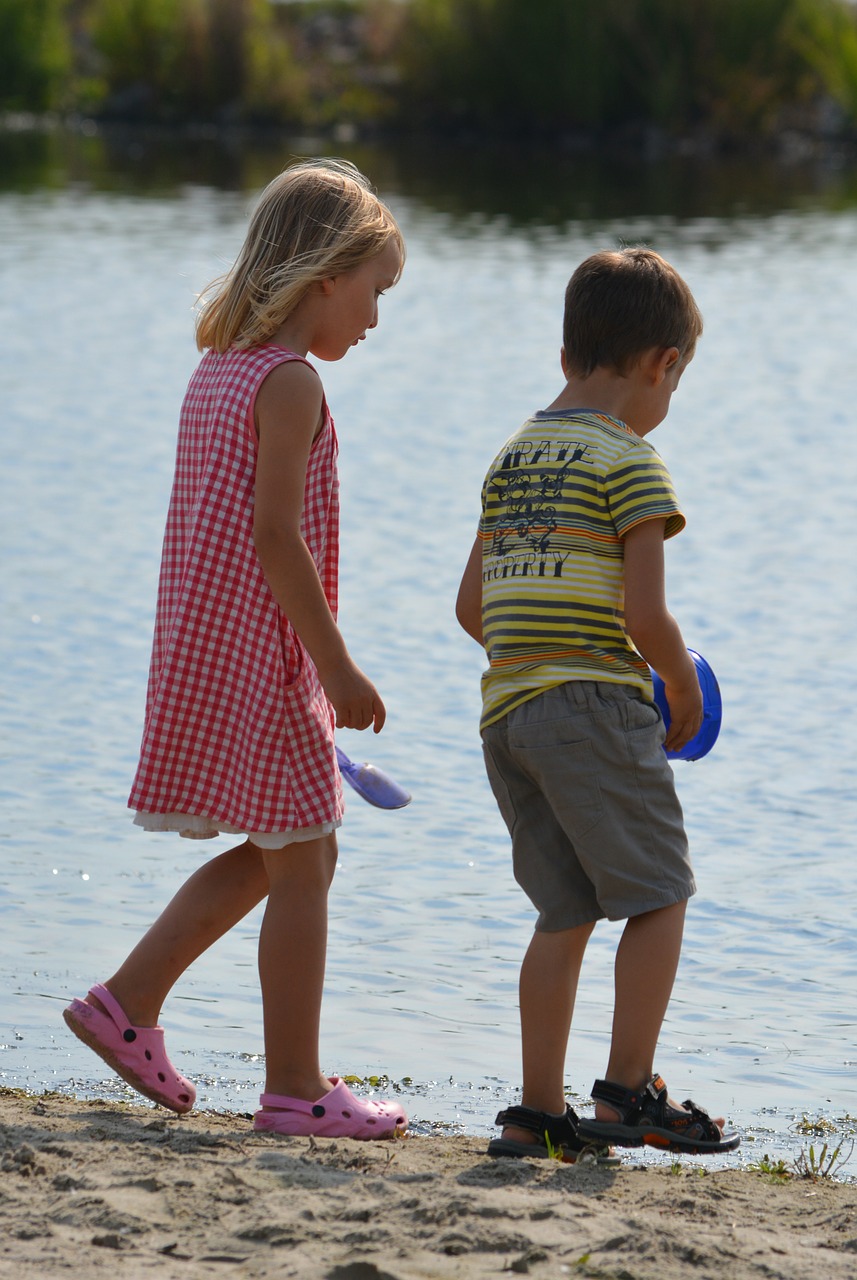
479, 409, 685, 729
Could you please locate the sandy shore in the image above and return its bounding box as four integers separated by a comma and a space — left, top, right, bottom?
1, 1090, 856, 1279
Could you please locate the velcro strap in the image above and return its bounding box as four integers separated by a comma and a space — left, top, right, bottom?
646, 1074, 667, 1099
494, 1105, 546, 1136
494, 1104, 580, 1147
680, 1100, 718, 1139
590, 1078, 633, 1109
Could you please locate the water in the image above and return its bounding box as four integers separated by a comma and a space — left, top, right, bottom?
1, 127, 856, 1170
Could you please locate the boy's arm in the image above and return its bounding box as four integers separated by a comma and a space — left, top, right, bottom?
623, 518, 702, 753
455, 536, 484, 646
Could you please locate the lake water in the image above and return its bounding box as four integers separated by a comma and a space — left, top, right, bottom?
1, 126, 856, 1171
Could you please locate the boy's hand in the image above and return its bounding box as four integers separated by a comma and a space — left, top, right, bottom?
320, 659, 387, 733
662, 677, 703, 753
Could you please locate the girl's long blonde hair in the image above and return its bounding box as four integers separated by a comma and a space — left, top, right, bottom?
195, 158, 404, 353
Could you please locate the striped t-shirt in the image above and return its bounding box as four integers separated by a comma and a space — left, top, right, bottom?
478, 408, 685, 729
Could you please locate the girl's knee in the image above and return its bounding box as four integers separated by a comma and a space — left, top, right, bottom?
262, 834, 338, 891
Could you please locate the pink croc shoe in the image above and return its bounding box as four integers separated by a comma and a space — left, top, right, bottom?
254, 1077, 408, 1139
63, 983, 195, 1114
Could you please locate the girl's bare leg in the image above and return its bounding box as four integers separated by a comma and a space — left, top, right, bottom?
258, 833, 338, 1104
89, 840, 269, 1026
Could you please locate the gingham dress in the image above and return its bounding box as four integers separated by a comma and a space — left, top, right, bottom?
128, 346, 344, 835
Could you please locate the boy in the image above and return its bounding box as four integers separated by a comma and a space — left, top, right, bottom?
456, 248, 739, 1158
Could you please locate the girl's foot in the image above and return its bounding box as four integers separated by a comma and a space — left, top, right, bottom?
253, 1077, 407, 1140
63, 983, 195, 1114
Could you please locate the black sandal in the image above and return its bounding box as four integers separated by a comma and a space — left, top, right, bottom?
577, 1074, 741, 1154
487, 1103, 619, 1164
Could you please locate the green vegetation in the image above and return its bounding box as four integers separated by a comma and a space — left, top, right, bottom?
0, 0, 71, 111
792, 0, 857, 120
1, 0, 857, 140
749, 1139, 854, 1183
747, 1153, 794, 1183
87, 0, 305, 121
793, 1140, 853, 1181
399, 0, 833, 137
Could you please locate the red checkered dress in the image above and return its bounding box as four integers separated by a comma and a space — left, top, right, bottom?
129, 346, 344, 834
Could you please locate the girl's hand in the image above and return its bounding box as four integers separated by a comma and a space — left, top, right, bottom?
320, 660, 386, 733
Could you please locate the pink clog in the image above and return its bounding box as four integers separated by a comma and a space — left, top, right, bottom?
63, 983, 196, 1114
254, 1077, 408, 1139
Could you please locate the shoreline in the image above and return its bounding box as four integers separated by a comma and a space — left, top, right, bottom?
3, 108, 857, 164
2, 1089, 856, 1278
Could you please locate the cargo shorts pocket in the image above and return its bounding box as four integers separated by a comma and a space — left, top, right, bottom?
511, 737, 604, 840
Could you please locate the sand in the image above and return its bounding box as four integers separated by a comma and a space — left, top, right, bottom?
1, 1089, 856, 1279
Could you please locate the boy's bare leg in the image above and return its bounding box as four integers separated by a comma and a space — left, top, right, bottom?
502, 921, 594, 1144
603, 899, 686, 1096
89, 840, 270, 1026
258, 834, 338, 1105
598, 899, 723, 1127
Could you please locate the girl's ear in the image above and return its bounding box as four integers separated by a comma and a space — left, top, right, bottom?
310, 277, 336, 297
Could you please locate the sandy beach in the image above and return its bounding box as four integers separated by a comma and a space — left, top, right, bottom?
1, 1090, 856, 1279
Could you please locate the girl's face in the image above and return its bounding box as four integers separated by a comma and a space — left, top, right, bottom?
310, 238, 402, 362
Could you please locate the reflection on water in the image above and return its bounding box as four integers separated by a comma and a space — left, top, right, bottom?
1, 127, 856, 1168
3, 121, 857, 220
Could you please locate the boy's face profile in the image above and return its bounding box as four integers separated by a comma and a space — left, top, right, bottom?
557, 341, 691, 438
635, 345, 688, 437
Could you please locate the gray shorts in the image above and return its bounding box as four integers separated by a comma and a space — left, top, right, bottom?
481, 681, 696, 931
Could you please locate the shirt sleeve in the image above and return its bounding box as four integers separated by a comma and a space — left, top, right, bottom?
605, 442, 686, 540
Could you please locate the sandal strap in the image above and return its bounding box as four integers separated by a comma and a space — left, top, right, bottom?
678, 1099, 721, 1141
89, 983, 148, 1043
259, 1080, 399, 1123
590, 1074, 668, 1123
591, 1075, 721, 1142
259, 1092, 323, 1117
494, 1103, 580, 1148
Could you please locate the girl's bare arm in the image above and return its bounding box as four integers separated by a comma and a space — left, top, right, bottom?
253, 360, 385, 732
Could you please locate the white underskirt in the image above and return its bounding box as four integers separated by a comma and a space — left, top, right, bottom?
132, 811, 341, 849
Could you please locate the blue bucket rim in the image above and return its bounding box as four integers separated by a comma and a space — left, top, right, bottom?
650, 649, 722, 762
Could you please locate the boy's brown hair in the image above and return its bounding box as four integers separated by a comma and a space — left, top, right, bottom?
562, 247, 703, 378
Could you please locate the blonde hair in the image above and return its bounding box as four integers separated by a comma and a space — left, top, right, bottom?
195, 158, 404, 353
563, 248, 703, 378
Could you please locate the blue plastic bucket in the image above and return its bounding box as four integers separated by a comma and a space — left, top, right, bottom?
649, 649, 722, 762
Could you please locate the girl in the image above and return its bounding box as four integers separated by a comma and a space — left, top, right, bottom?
63, 159, 408, 1140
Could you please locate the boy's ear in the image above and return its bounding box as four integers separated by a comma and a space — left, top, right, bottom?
652, 345, 681, 383
560, 346, 569, 377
